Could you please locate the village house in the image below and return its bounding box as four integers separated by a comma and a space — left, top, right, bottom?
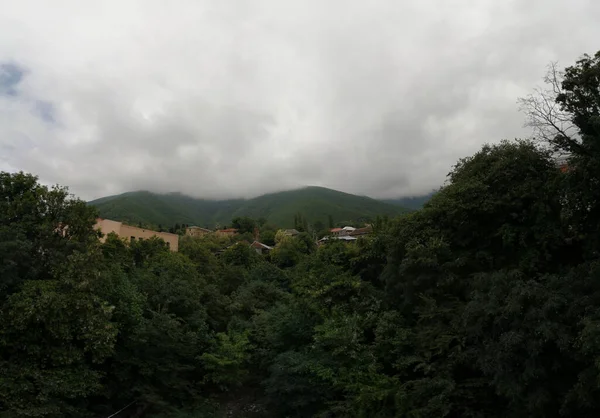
250, 241, 273, 255
330, 227, 345, 236
319, 225, 372, 245
330, 225, 372, 238
94, 218, 179, 251
283, 229, 300, 237
317, 235, 358, 246
215, 228, 238, 237
349, 225, 373, 237
185, 226, 213, 237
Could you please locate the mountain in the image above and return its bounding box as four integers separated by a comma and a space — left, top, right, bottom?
382, 191, 436, 210
88, 186, 409, 229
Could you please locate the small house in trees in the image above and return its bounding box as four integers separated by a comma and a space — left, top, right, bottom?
250, 241, 273, 255
317, 235, 358, 246
330, 226, 368, 237
330, 227, 345, 236
215, 228, 238, 237
349, 225, 373, 237
283, 229, 300, 237
185, 226, 213, 237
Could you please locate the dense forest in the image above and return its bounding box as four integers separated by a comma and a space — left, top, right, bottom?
1, 51, 600, 417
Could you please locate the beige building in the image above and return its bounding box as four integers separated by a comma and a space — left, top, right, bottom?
186, 226, 213, 237
215, 228, 238, 237
94, 218, 179, 252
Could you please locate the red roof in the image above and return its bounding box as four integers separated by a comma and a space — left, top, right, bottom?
217, 228, 238, 233
349, 226, 373, 236
330, 228, 343, 232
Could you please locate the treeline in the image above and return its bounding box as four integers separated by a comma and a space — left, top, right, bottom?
1, 51, 600, 417
161, 212, 370, 241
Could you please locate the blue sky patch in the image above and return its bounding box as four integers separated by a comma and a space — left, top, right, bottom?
34, 100, 56, 124
0, 63, 26, 96
0, 62, 57, 124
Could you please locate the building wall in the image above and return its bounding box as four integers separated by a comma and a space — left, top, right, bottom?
120, 224, 179, 251
215, 230, 237, 237
186, 227, 212, 237
94, 218, 179, 251
94, 218, 122, 242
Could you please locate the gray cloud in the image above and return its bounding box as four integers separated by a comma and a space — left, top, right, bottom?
0, 0, 599, 200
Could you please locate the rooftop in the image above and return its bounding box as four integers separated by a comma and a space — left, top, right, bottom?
250, 241, 273, 250
319, 235, 357, 242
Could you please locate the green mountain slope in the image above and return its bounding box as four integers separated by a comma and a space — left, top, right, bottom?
89, 186, 408, 228
382, 191, 436, 210
89, 191, 243, 228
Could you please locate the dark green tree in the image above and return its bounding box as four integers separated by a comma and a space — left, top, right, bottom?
260, 230, 276, 246
0, 172, 100, 300
231, 217, 256, 234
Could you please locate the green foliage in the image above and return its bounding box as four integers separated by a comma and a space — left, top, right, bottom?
259, 230, 276, 246
269, 238, 304, 269
232, 217, 257, 234
0, 171, 99, 300
222, 243, 260, 268
0, 277, 116, 417
200, 330, 253, 390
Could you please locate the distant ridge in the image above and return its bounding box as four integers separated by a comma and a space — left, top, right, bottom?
89, 186, 410, 228
382, 191, 436, 210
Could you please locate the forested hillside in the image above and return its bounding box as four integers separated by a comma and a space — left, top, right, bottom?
382, 191, 435, 210
89, 186, 408, 229
2, 51, 600, 418
89, 191, 244, 229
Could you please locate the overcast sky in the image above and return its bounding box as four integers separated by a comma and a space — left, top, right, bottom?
0, 0, 598, 200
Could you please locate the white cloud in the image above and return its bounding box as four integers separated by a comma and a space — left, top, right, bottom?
0, 0, 599, 200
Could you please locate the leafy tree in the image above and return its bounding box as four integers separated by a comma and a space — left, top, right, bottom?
270, 237, 303, 269
295, 232, 316, 255
0, 171, 99, 300
234, 231, 255, 243
231, 217, 256, 234
313, 220, 325, 232
230, 280, 288, 320
293, 213, 309, 233
222, 242, 260, 269
0, 254, 117, 418
116, 310, 207, 411
257, 217, 268, 227
0, 172, 113, 417
274, 229, 287, 244
200, 330, 253, 390
260, 230, 276, 246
